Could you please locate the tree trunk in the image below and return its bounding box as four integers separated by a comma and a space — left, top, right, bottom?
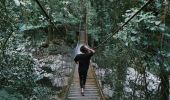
47, 20, 53, 44
143, 66, 148, 100
159, 1, 169, 100
113, 56, 127, 100
159, 54, 169, 100
81, 0, 88, 45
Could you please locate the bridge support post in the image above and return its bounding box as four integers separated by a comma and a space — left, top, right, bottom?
75, 30, 88, 55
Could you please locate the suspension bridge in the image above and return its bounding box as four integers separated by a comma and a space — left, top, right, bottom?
63, 31, 105, 100
32, 0, 156, 100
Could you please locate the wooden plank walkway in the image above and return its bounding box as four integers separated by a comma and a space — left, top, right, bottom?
67, 65, 101, 100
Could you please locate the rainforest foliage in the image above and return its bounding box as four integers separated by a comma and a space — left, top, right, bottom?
0, 0, 169, 99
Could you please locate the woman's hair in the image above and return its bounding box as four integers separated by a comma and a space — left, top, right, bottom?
80, 45, 88, 53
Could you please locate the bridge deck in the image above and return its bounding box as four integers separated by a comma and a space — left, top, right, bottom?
67, 65, 101, 100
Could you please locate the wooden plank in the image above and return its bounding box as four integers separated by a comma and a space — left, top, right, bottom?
67, 66, 101, 100
67, 96, 100, 100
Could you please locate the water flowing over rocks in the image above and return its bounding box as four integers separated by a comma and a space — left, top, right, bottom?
93, 63, 161, 98
34, 54, 72, 89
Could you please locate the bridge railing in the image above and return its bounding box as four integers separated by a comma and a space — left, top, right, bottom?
60, 50, 76, 100
91, 63, 106, 100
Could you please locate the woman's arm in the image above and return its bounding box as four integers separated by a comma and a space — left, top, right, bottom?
85, 46, 95, 53
74, 56, 79, 64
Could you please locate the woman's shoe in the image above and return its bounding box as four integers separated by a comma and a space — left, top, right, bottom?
81, 88, 84, 96
81, 91, 84, 96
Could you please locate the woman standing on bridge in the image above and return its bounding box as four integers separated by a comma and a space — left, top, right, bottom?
74, 45, 95, 96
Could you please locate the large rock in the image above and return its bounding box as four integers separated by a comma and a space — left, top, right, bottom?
34, 53, 72, 90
